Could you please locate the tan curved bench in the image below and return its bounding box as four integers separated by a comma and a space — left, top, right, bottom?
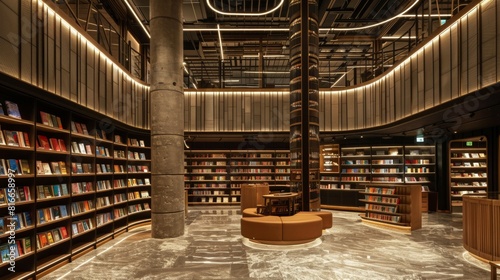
242, 207, 264, 217
295, 211, 333, 229
243, 208, 332, 229
241, 214, 323, 244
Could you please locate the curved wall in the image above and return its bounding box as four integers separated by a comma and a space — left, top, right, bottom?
184, 0, 500, 133
0, 0, 498, 133
0, 0, 150, 129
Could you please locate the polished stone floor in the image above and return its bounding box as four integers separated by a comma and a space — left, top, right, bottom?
42, 207, 495, 280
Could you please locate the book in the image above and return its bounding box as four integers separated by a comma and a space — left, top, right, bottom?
7, 159, 19, 174
4, 130, 18, 146
19, 159, 30, 174
36, 161, 44, 174
23, 237, 32, 253
40, 111, 50, 125
78, 143, 86, 154
5, 101, 21, 119
51, 162, 61, 174
38, 135, 51, 150
42, 162, 52, 174
75, 122, 83, 134
0, 125, 5, 145
58, 139, 67, 151
0, 159, 6, 175
56, 117, 63, 129
0, 102, 4, 115
59, 161, 67, 174
59, 226, 68, 238
49, 138, 61, 151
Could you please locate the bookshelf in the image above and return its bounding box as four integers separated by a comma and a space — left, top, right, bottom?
320, 144, 340, 173
320, 144, 435, 211
0, 93, 151, 279
340, 146, 372, 189
184, 150, 290, 206
360, 183, 422, 231
448, 136, 488, 213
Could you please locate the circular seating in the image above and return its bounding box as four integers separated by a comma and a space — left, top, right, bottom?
295, 211, 333, 229
241, 214, 323, 245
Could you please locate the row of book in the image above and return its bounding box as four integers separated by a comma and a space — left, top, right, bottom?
366, 203, 398, 213
0, 127, 30, 147
37, 227, 69, 249
188, 161, 227, 166
71, 141, 93, 155
127, 178, 150, 187
37, 205, 68, 225
36, 184, 69, 199
71, 200, 95, 215
127, 191, 149, 200
451, 162, 487, 167
72, 182, 94, 194
0, 211, 33, 234
36, 161, 68, 175
366, 212, 401, 223
128, 203, 150, 214
450, 172, 487, 178
186, 183, 228, 188
365, 195, 400, 204
37, 135, 67, 151
96, 146, 111, 157
0, 100, 22, 119
365, 187, 396, 195
96, 197, 111, 208
71, 121, 90, 135
0, 158, 31, 175
72, 218, 94, 236
39, 111, 63, 129
0, 186, 32, 204
127, 151, 147, 160
0, 237, 32, 263
451, 152, 486, 158
128, 138, 146, 147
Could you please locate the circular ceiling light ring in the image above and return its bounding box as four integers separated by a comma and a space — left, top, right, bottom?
206, 0, 285, 16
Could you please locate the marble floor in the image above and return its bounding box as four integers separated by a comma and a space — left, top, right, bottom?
42, 207, 495, 280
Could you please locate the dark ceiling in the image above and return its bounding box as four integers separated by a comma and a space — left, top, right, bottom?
119, 0, 473, 89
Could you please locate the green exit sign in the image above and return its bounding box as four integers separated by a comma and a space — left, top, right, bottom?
466, 141, 473, 146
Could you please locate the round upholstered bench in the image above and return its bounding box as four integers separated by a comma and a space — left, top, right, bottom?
240, 214, 323, 245
242, 207, 264, 217
241, 216, 282, 242
280, 215, 323, 242
295, 211, 333, 229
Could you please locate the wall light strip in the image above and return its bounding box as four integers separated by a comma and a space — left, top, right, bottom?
244, 71, 289, 74
41, 0, 148, 91
217, 24, 224, 61
122, 0, 151, 39
183, 27, 289, 32
326, 0, 420, 31
206, 0, 284, 16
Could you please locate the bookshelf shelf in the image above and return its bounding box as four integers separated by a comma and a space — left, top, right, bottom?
448, 137, 488, 213
0, 93, 151, 278
359, 183, 421, 230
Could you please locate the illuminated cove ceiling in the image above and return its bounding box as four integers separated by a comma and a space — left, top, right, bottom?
105, 0, 474, 89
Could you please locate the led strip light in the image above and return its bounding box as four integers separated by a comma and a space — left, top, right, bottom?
206, 0, 285, 16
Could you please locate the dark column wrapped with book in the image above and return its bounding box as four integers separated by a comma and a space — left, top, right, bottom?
289, 0, 321, 211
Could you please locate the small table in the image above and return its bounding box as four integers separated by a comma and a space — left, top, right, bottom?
260, 193, 298, 216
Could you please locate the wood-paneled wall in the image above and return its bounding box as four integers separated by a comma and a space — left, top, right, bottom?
185, 0, 500, 133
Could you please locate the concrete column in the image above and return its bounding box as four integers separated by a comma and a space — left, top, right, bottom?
150, 0, 184, 238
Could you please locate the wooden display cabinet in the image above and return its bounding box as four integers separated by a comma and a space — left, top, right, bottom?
360, 183, 422, 231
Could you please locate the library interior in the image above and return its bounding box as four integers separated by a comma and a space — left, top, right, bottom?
0, 0, 499, 279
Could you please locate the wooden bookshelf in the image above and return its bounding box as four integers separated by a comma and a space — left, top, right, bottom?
0, 93, 151, 279
360, 183, 422, 231
448, 136, 488, 213
184, 150, 290, 206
